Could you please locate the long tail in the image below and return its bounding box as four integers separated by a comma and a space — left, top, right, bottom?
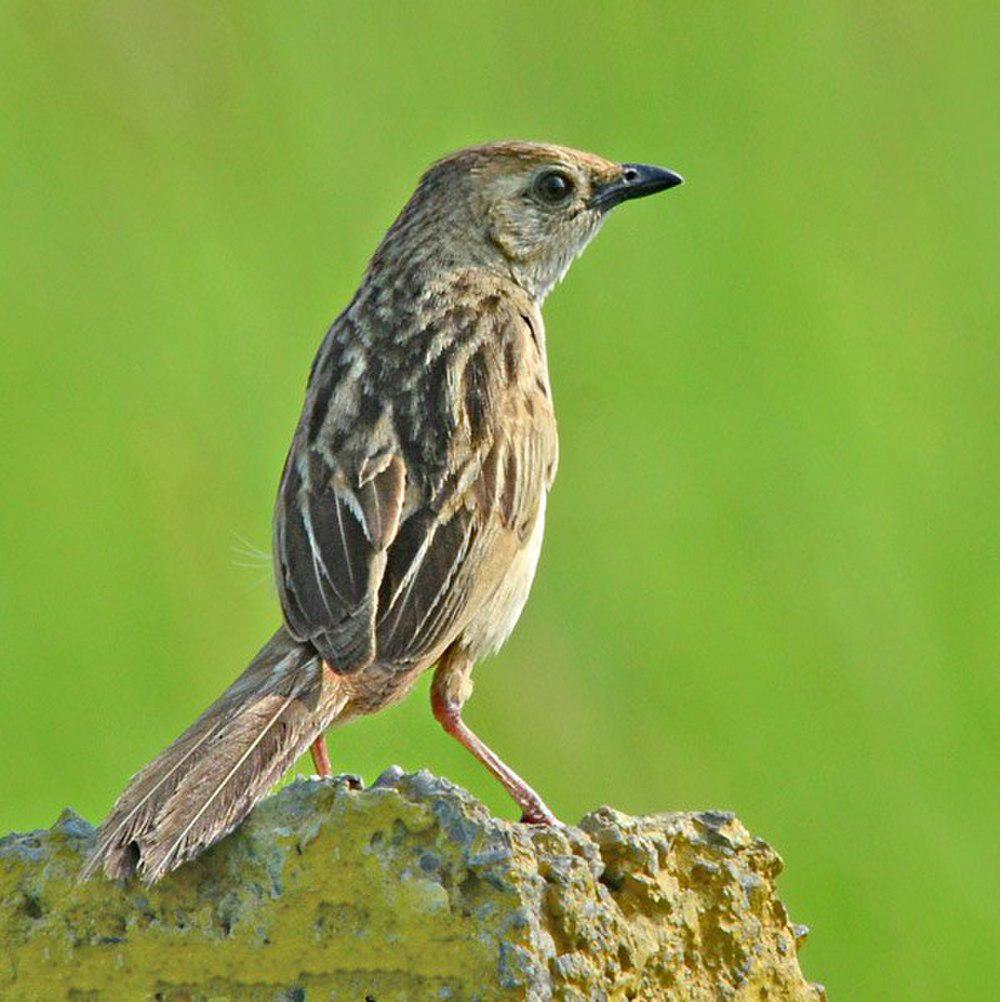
82, 628, 348, 884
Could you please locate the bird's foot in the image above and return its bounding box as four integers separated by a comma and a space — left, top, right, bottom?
519, 803, 561, 826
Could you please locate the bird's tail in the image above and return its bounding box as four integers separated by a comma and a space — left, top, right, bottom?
82, 628, 348, 884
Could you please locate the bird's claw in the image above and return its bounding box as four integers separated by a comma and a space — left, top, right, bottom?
519, 806, 560, 826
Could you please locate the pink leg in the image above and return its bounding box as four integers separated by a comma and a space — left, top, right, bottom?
310, 735, 332, 777
430, 671, 559, 826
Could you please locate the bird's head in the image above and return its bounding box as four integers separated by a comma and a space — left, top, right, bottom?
375, 141, 683, 303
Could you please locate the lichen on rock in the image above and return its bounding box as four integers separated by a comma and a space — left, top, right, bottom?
0, 768, 822, 1000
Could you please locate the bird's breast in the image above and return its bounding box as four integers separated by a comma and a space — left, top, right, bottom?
455, 491, 549, 661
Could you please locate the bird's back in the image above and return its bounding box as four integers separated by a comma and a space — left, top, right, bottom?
274, 269, 558, 696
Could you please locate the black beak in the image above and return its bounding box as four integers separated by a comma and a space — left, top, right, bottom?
590, 163, 684, 212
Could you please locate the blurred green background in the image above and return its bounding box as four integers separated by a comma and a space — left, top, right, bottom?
2, 3, 997, 997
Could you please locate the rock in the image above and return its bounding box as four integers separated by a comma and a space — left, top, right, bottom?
0, 770, 822, 1000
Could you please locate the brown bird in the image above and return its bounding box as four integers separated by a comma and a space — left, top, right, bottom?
83, 141, 682, 883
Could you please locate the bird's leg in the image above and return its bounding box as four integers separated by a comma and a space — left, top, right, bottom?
310, 735, 332, 777
430, 654, 559, 826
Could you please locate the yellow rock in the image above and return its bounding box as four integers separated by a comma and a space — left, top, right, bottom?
0, 769, 823, 1000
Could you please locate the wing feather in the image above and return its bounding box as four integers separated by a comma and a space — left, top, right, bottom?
276, 439, 405, 671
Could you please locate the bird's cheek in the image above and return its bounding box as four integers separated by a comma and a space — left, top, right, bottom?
487, 205, 536, 263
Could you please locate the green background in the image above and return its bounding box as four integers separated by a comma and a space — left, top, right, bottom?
2, 4, 997, 997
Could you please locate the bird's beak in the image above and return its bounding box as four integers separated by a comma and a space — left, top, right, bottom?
590, 163, 684, 212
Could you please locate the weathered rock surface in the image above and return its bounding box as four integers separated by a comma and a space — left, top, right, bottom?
0, 769, 822, 1000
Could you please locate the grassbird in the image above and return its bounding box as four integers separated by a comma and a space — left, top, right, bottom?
84, 141, 682, 883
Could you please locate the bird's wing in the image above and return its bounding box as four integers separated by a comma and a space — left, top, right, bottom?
274, 436, 406, 671
274, 295, 555, 673
374, 430, 553, 666
273, 310, 409, 671
375, 310, 557, 667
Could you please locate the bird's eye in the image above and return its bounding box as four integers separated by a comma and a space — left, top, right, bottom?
533, 170, 575, 205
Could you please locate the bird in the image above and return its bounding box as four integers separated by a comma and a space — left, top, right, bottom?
83, 141, 683, 883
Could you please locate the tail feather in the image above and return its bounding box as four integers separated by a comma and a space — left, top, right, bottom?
82, 629, 347, 884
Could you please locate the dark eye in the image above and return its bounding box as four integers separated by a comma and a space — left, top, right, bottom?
533, 169, 575, 205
